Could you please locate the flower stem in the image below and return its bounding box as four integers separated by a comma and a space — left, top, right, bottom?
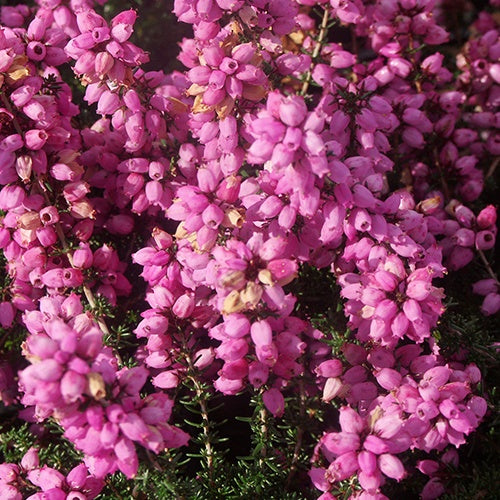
485, 157, 499, 181
185, 352, 214, 484
478, 248, 500, 286
301, 7, 330, 96
258, 403, 267, 468
286, 380, 306, 489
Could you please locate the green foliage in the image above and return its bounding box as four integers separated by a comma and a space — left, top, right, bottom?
0, 420, 82, 470
102, 0, 190, 73
441, 457, 500, 500
290, 264, 351, 355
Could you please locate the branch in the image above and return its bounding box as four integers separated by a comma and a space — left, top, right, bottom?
433, 147, 451, 202
301, 7, 331, 96
258, 403, 267, 468
49, 199, 112, 337
485, 157, 499, 181
184, 352, 215, 484
478, 248, 500, 286
285, 380, 306, 489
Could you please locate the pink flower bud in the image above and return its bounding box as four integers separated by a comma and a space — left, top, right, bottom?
467, 396, 487, 418
41, 268, 64, 288
279, 95, 307, 127
339, 406, 365, 434
217, 180, 241, 207
203, 87, 226, 106
220, 57, 238, 74
0, 185, 25, 210
114, 437, 139, 478
475, 230, 495, 250
374, 368, 402, 391
1, 134, 23, 152
21, 448, 39, 471
451, 227, 475, 248
330, 50, 356, 69
216, 338, 249, 362
402, 126, 425, 149
37, 226, 58, 247
256, 342, 278, 366
231, 43, 256, 63
363, 434, 389, 454
111, 10, 136, 43
26, 41, 46, 61
342, 343, 367, 365
358, 449, 377, 475
73, 219, 94, 241
378, 453, 406, 481
61, 370, 87, 403
308, 467, 329, 492
421, 478, 446, 500
193, 348, 215, 370
221, 358, 248, 380
422, 53, 444, 74
62, 268, 84, 287
202, 204, 224, 228
66, 464, 87, 490
477, 205, 497, 229
250, 320, 273, 346
39, 206, 59, 226
0, 301, 15, 328
323, 432, 360, 457
262, 388, 285, 417
453, 203, 476, 227
328, 450, 359, 481
315, 359, 343, 378
481, 292, 500, 316
248, 361, 269, 388
322, 377, 343, 402
151, 370, 178, 388
448, 246, 474, 271
172, 293, 195, 318
72, 243, 93, 268
95, 51, 114, 75
97, 90, 120, 115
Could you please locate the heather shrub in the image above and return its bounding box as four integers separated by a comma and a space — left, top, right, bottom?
0, 0, 498, 498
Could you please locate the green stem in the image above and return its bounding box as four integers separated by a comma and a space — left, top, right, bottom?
185, 351, 214, 484
301, 7, 330, 96
477, 248, 500, 286
285, 381, 306, 489
258, 403, 267, 469
485, 157, 498, 181
50, 197, 112, 338
433, 147, 451, 203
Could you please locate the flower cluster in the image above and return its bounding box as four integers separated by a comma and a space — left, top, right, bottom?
0, 0, 497, 498
310, 343, 486, 498
0, 447, 104, 499
19, 294, 188, 478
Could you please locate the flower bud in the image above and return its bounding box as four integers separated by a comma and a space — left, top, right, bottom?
477, 205, 497, 229
262, 388, 285, 417
475, 230, 495, 250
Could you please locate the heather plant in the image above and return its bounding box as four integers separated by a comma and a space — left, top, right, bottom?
0, 0, 498, 499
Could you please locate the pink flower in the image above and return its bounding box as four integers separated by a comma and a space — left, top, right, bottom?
262, 388, 285, 417
322, 432, 360, 458
378, 453, 406, 481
